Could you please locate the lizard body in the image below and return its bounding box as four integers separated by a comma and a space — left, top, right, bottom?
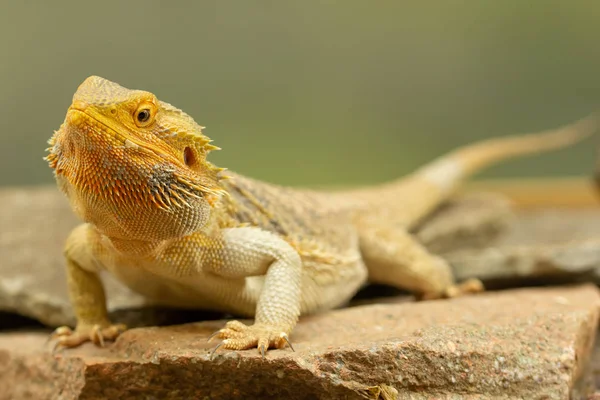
46, 76, 598, 354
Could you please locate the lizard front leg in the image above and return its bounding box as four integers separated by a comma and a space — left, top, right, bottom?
203, 227, 302, 356
51, 224, 125, 348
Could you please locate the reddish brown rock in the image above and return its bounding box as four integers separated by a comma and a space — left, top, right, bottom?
1, 285, 598, 399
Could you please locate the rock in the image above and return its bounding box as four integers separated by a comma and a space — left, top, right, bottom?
414, 192, 514, 253
0, 285, 598, 399
580, 329, 600, 398
445, 208, 600, 286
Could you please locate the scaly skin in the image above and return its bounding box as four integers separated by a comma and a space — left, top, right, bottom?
45, 76, 598, 355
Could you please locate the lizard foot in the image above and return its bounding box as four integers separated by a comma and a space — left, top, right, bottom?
208, 320, 294, 358
49, 323, 127, 351
445, 278, 485, 298
420, 278, 485, 301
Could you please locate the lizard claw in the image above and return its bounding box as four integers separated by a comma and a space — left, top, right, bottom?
209, 341, 224, 360
51, 339, 66, 355
420, 279, 485, 301
206, 329, 222, 343
45, 326, 70, 347
445, 278, 485, 298
207, 320, 294, 357
281, 333, 295, 352
47, 323, 127, 351
260, 344, 266, 358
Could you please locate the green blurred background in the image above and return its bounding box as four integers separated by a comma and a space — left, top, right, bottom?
1, 1, 599, 188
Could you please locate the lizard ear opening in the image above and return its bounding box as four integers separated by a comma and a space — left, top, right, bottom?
183, 146, 196, 167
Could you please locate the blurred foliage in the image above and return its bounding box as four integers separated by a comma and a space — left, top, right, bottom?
0, 1, 599, 187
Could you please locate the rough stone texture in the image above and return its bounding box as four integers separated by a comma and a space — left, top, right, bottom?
415, 191, 515, 253
446, 208, 600, 286
0, 285, 598, 399
580, 330, 600, 398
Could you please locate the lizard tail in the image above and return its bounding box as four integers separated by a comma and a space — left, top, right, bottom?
358, 111, 599, 228
417, 112, 598, 181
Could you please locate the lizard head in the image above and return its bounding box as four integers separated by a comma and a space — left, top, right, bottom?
45, 76, 226, 241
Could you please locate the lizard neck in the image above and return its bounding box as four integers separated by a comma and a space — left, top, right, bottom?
100, 233, 167, 258
97, 206, 226, 258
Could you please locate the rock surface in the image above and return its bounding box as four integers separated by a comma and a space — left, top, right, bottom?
446, 208, 600, 286
1, 285, 598, 399
415, 191, 514, 253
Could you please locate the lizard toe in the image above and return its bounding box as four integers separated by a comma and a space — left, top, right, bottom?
420, 278, 485, 300
443, 278, 485, 298
208, 320, 293, 357
49, 323, 127, 351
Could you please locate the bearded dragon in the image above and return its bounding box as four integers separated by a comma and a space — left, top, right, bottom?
45, 76, 598, 355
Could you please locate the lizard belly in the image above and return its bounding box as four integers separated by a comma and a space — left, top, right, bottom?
90, 231, 258, 315
100, 252, 367, 317
92, 225, 367, 318
103, 258, 228, 311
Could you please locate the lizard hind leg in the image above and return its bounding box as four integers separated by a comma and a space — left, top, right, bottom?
359, 227, 483, 300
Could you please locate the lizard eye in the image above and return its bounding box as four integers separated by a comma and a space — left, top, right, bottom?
134, 104, 155, 127
137, 109, 150, 122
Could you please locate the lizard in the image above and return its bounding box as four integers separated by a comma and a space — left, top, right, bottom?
45, 76, 598, 356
